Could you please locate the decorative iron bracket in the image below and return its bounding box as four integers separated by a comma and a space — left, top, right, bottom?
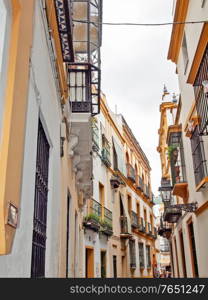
168, 202, 198, 213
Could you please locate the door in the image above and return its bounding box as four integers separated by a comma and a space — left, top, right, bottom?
113, 255, 117, 278
31, 120, 50, 278
86, 248, 94, 278
101, 250, 106, 278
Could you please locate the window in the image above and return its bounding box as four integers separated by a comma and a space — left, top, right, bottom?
188, 221, 199, 277
146, 245, 151, 269
182, 33, 189, 74
174, 237, 180, 277
31, 121, 50, 278
138, 242, 145, 268
179, 230, 187, 277
190, 126, 207, 188
113, 255, 117, 278
129, 239, 136, 268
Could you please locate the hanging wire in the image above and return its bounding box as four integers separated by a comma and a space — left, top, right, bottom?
72, 19, 208, 26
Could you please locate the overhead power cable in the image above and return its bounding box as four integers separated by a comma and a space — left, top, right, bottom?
73, 19, 208, 26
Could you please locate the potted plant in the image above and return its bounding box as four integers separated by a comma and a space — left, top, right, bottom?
83, 213, 101, 231
167, 145, 178, 161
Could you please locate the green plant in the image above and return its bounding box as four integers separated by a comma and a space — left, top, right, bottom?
100, 219, 113, 230
84, 213, 100, 223
167, 145, 178, 160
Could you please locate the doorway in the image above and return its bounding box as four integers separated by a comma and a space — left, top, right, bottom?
85, 247, 94, 278
101, 250, 106, 278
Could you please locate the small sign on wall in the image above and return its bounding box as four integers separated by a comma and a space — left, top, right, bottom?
7, 203, 18, 228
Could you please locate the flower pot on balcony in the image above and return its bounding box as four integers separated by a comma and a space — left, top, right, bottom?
83, 214, 100, 232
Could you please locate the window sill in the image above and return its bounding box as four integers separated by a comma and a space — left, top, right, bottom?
196, 176, 208, 192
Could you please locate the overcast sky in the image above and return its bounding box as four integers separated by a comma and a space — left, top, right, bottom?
101, 0, 179, 195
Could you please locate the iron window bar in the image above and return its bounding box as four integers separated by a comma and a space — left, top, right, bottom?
194, 45, 208, 135
190, 126, 207, 187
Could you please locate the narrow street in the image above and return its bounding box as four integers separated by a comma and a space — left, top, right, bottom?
0, 0, 208, 285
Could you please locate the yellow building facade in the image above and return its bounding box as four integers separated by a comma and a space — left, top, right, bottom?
157, 0, 208, 278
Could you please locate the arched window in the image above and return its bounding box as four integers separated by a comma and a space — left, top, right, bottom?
0, 0, 11, 142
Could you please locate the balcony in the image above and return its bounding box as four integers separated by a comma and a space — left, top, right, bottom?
131, 211, 139, 228
163, 206, 182, 223
153, 227, 157, 239
126, 163, 136, 183
138, 217, 145, 233
101, 135, 111, 167
147, 223, 152, 236
168, 130, 189, 202
83, 198, 101, 231
136, 176, 144, 192
100, 208, 113, 237
120, 216, 131, 238
144, 185, 150, 199
101, 148, 111, 167
194, 45, 208, 135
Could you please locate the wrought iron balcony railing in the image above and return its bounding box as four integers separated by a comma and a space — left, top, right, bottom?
104, 207, 112, 228
147, 223, 152, 236
131, 211, 139, 228
136, 176, 144, 191
100, 207, 113, 236
84, 198, 102, 231
163, 206, 182, 224
101, 148, 111, 167
153, 227, 157, 239
138, 217, 145, 232
144, 185, 150, 198
86, 198, 101, 217
126, 163, 136, 183
191, 126, 208, 189
120, 216, 130, 235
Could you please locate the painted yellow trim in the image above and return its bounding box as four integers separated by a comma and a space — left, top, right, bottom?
196, 176, 208, 192
195, 200, 208, 216
183, 100, 197, 136
0, 0, 35, 254
187, 23, 208, 84
167, 0, 189, 63
45, 0, 68, 102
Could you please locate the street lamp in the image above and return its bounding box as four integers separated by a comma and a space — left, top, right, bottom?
158, 178, 172, 206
